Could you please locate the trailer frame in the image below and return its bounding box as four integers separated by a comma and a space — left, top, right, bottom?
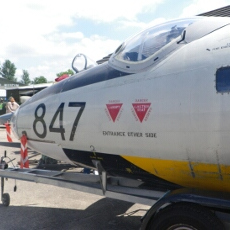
1, 158, 230, 229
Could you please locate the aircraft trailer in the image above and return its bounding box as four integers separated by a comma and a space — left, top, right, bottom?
0, 156, 229, 230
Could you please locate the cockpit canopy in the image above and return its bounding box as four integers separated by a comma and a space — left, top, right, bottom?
109, 17, 230, 73
115, 19, 194, 62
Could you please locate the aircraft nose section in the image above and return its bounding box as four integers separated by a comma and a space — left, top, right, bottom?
0, 111, 20, 139
10, 109, 20, 140
0, 112, 14, 125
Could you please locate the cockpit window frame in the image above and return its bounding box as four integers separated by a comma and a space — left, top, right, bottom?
115, 19, 190, 63
109, 17, 230, 74
109, 18, 199, 73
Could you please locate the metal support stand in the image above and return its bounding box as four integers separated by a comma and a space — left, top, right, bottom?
92, 160, 107, 195
0, 152, 165, 207
0, 151, 10, 206
1, 175, 4, 200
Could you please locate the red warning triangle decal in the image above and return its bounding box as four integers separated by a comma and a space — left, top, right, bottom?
132, 103, 151, 122
106, 103, 123, 122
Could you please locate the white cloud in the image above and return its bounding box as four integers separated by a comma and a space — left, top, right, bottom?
0, 0, 163, 33
14, 35, 121, 82
46, 32, 84, 43
71, 0, 164, 22
4, 0, 230, 82
1, 0, 166, 81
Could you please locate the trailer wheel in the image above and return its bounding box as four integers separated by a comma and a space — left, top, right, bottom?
2, 193, 10, 207
147, 202, 224, 230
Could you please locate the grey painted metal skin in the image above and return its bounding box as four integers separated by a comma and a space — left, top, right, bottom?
0, 112, 13, 125
10, 16, 230, 193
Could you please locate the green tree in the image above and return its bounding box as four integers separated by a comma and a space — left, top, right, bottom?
21, 70, 31, 85
56, 69, 74, 77
32, 76, 47, 84
1, 60, 17, 81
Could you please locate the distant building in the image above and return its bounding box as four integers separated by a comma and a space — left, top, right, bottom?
6, 82, 54, 104
0, 81, 54, 115
0, 77, 24, 88
0, 77, 24, 100
0, 77, 25, 115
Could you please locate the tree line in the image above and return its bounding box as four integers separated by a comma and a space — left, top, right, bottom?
0, 59, 74, 85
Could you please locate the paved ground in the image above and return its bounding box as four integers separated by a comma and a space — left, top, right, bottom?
0, 126, 150, 230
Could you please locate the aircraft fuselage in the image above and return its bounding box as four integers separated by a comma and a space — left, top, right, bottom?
11, 17, 230, 192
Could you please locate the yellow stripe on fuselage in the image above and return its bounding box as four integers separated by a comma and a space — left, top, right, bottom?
122, 156, 230, 192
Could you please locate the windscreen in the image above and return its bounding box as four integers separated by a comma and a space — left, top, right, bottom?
114, 18, 198, 63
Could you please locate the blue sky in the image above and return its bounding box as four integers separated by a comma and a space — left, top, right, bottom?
1, 0, 230, 82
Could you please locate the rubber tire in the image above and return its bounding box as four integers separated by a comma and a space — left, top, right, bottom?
2, 193, 10, 207
148, 202, 224, 230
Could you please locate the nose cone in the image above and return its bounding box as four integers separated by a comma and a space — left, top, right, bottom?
0, 111, 20, 139
0, 112, 14, 125
10, 109, 20, 140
